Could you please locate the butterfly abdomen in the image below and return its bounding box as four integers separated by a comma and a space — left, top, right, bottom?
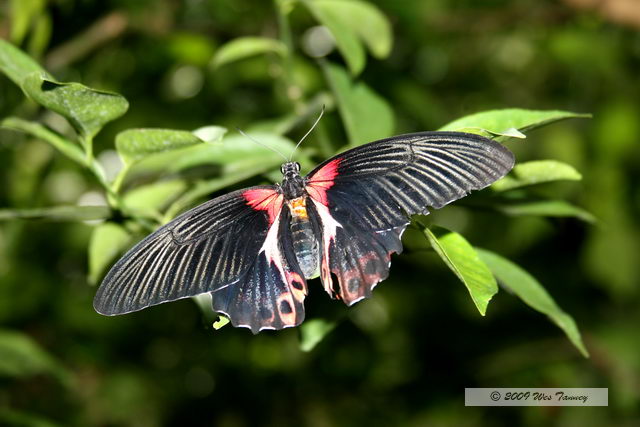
288, 197, 320, 279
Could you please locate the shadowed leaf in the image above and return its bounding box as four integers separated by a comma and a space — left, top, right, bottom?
476, 248, 589, 357
323, 62, 394, 147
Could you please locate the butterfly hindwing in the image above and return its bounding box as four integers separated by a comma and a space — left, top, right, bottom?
212, 206, 308, 333
305, 131, 515, 303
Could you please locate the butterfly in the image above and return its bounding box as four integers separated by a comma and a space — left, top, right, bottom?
94, 131, 514, 333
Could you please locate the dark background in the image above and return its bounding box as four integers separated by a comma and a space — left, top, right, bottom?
1, 0, 639, 426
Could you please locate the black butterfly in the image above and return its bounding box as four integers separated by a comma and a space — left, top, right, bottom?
94, 131, 514, 333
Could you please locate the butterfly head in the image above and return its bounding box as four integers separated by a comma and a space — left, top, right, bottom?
280, 162, 304, 199
280, 161, 301, 177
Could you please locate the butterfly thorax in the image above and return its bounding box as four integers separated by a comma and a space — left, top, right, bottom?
280, 162, 306, 199
279, 162, 320, 279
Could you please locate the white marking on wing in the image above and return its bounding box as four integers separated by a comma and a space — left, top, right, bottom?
309, 198, 343, 296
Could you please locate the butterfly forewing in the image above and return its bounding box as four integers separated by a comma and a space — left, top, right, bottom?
305, 131, 514, 304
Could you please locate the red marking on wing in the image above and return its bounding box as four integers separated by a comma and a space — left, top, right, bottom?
306, 158, 342, 206
242, 188, 284, 224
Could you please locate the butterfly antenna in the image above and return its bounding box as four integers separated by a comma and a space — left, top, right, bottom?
289, 105, 325, 161
236, 127, 288, 161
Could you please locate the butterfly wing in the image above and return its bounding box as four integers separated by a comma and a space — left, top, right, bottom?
304, 131, 515, 304
94, 185, 307, 333
211, 205, 308, 333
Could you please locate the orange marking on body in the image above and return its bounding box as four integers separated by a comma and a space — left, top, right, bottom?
306, 158, 342, 206
287, 197, 308, 219
242, 188, 284, 224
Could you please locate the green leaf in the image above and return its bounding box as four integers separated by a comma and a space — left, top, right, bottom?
492, 160, 582, 191
306, 0, 392, 63
1, 117, 85, 165
123, 179, 188, 218
299, 319, 337, 352
323, 62, 394, 146
495, 199, 596, 223
213, 316, 230, 330
0, 39, 51, 86
304, 1, 366, 75
439, 108, 591, 138
192, 125, 227, 143
21, 72, 129, 140
138, 131, 296, 175
163, 170, 262, 222
88, 222, 132, 285
115, 128, 205, 166
344, 1, 392, 59
10, 0, 46, 45
476, 248, 589, 357
0, 205, 111, 222
212, 37, 286, 68
0, 329, 72, 385
144, 132, 296, 220
422, 225, 498, 316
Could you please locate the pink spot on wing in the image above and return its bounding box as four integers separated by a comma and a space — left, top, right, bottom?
306, 158, 342, 206
242, 188, 283, 224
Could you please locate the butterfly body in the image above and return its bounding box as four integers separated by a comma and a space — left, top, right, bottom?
94, 132, 515, 333
287, 196, 320, 279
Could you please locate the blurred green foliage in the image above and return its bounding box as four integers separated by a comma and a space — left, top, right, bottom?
1, 0, 639, 426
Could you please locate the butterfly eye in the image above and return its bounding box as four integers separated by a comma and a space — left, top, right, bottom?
295, 162, 300, 171
280, 165, 286, 174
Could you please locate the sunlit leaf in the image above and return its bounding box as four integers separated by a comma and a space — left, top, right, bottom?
304, 1, 365, 75
0, 205, 110, 221
323, 62, 394, 146
305, 0, 392, 65
115, 128, 205, 166
163, 170, 263, 222
476, 248, 589, 357
341, 0, 392, 59
492, 160, 582, 191
1, 117, 85, 165
192, 125, 227, 143
88, 222, 132, 285
21, 72, 129, 140
213, 316, 230, 330
495, 199, 596, 223
422, 225, 498, 315
439, 108, 591, 138
123, 179, 188, 218
212, 37, 286, 68
136, 132, 297, 175
0, 39, 51, 86
0, 329, 72, 385
453, 126, 526, 139
299, 319, 337, 352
